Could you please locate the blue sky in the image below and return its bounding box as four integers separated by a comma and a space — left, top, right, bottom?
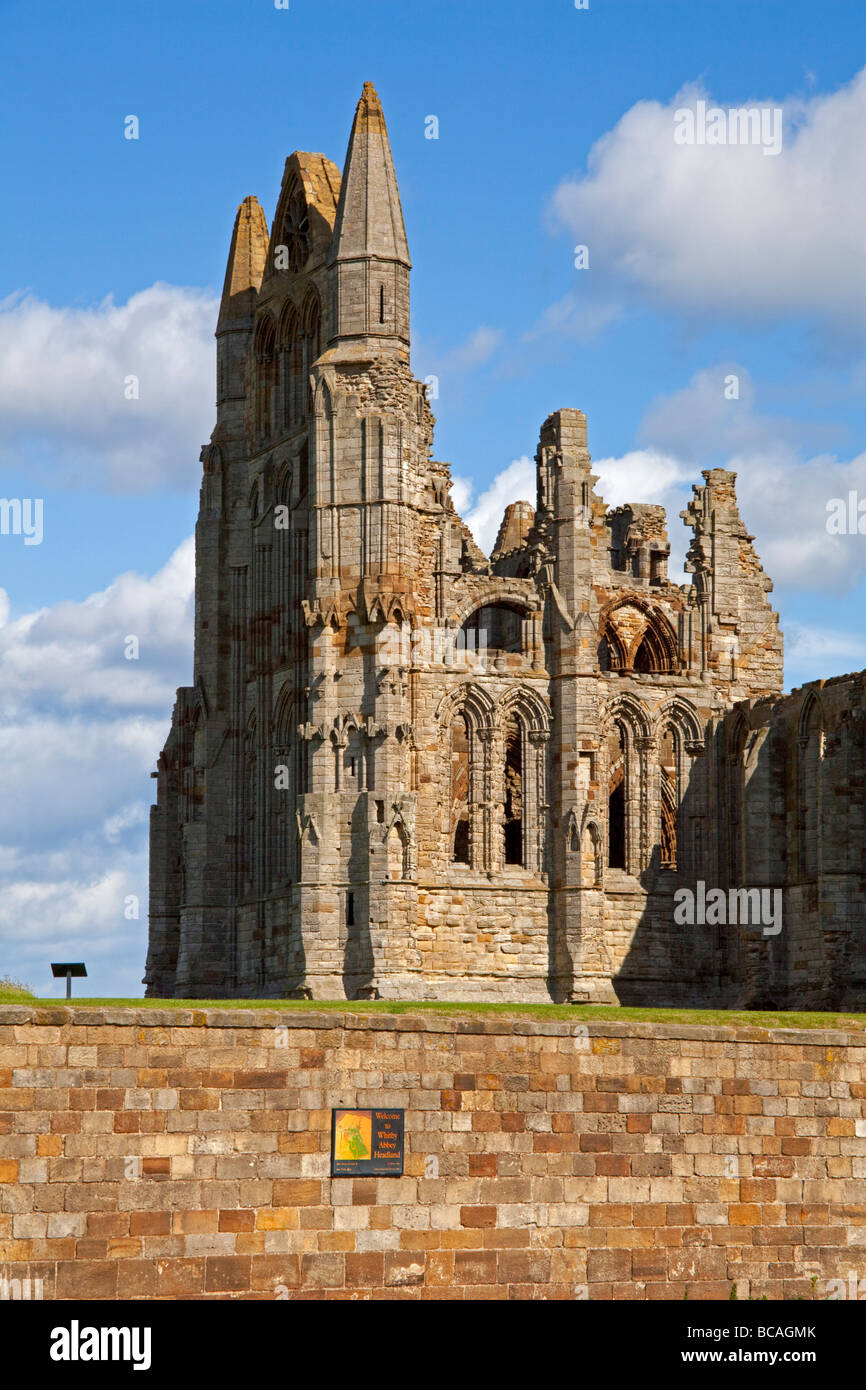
2, 0, 866, 995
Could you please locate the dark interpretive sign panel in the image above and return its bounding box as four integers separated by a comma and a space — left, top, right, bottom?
330, 1108, 405, 1176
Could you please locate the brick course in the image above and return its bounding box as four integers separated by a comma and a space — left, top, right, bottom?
1, 1005, 864, 1300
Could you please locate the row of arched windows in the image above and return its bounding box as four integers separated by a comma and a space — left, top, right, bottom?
241, 687, 307, 894
602, 698, 703, 879
445, 687, 549, 877
254, 292, 322, 442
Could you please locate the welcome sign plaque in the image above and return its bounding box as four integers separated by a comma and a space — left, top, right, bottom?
330, 1108, 405, 1176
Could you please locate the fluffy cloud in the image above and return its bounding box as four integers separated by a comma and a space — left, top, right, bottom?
0, 536, 194, 716
0, 284, 218, 492
592, 448, 692, 579
453, 447, 688, 568
627, 366, 866, 595
450, 366, 866, 605
0, 540, 193, 996
453, 455, 536, 556
549, 69, 866, 334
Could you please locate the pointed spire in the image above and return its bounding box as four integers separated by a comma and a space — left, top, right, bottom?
217, 196, 269, 332
331, 82, 410, 267
328, 83, 411, 351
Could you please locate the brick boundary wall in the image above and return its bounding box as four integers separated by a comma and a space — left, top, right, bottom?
1, 1006, 865, 1300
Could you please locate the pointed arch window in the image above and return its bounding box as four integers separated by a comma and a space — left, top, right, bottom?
450, 713, 470, 865
603, 700, 655, 876
504, 717, 524, 867
600, 602, 679, 675
726, 716, 748, 885
279, 308, 301, 428
660, 726, 679, 869
281, 187, 310, 273
607, 722, 627, 869
273, 688, 294, 885
244, 714, 258, 892
798, 699, 823, 880
255, 317, 277, 441
302, 293, 321, 419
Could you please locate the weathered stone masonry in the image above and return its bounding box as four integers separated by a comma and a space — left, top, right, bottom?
146, 80, 866, 1007
1, 1008, 865, 1300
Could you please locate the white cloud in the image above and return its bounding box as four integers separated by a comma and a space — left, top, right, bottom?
0, 536, 194, 716
592, 448, 689, 509
525, 287, 623, 343
726, 447, 866, 594
0, 540, 194, 995
592, 448, 692, 580
624, 366, 866, 595
549, 69, 866, 334
785, 621, 866, 686
450, 475, 473, 516
439, 325, 503, 372
0, 284, 218, 492
455, 455, 536, 556
415, 324, 504, 393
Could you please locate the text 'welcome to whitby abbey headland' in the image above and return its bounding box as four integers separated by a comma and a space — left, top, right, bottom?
146, 83, 866, 1011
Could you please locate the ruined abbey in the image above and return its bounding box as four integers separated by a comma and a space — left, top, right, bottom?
146, 83, 866, 1008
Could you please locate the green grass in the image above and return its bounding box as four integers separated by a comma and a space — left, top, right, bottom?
0, 976, 35, 1005
0, 988, 864, 1031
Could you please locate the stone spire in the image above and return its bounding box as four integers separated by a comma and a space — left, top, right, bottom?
217, 195, 269, 332
215, 196, 269, 419
328, 82, 411, 351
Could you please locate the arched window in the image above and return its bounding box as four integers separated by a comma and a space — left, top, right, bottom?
279, 307, 301, 428
599, 627, 628, 673
255, 318, 277, 441
504, 717, 524, 866
660, 726, 678, 869
461, 603, 523, 658
607, 721, 626, 869
244, 714, 257, 891
302, 292, 321, 419
634, 623, 672, 673
727, 715, 747, 884
273, 688, 293, 884
798, 698, 823, 880
599, 602, 678, 675
280, 186, 310, 273
450, 714, 470, 865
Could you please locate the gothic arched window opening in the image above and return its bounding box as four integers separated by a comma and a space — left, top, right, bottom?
255, 317, 277, 441
504, 717, 524, 867
600, 603, 678, 675
279, 308, 301, 428
660, 726, 678, 869
450, 713, 470, 865
798, 699, 823, 880
302, 293, 321, 418
607, 722, 626, 870
461, 603, 523, 659
281, 187, 310, 273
